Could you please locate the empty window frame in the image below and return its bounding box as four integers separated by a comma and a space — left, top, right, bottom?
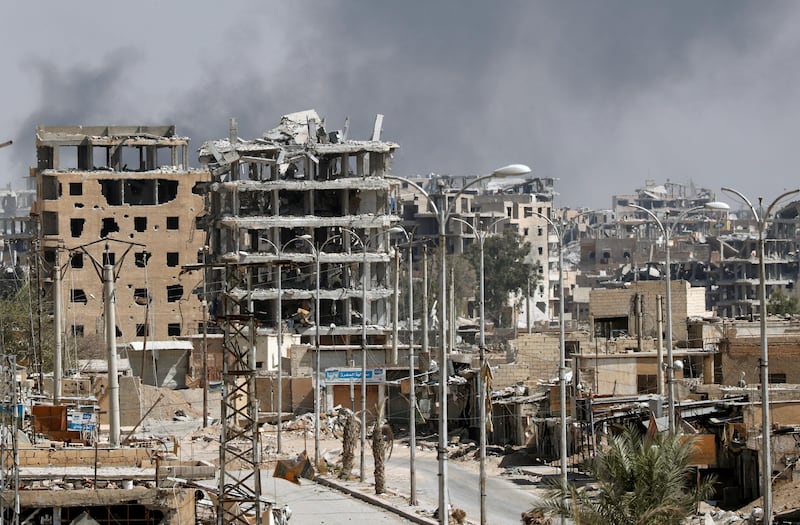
71, 253, 84, 269
135, 251, 152, 268
70, 218, 85, 238
166, 252, 179, 267
166, 216, 179, 230
167, 284, 183, 302
70, 289, 88, 304
168, 323, 181, 336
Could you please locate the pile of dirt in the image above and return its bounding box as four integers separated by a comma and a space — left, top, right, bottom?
736, 478, 800, 517
139, 384, 204, 421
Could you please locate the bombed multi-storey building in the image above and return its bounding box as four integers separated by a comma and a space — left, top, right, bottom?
198, 111, 402, 375
31, 126, 210, 342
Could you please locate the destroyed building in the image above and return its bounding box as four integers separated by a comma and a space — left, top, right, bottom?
31, 126, 210, 342
392, 174, 557, 325
198, 110, 401, 404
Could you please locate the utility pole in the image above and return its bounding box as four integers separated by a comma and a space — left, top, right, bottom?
53, 250, 62, 405
104, 262, 120, 447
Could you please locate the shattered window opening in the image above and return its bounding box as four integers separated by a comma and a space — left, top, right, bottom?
100, 178, 179, 206
70, 289, 88, 304
134, 288, 149, 305
100, 217, 120, 238
71, 253, 84, 269
167, 252, 179, 267
134, 251, 151, 268
42, 176, 61, 200
167, 284, 183, 302
168, 323, 181, 336
166, 216, 179, 230
42, 212, 59, 236
70, 218, 85, 238
69, 182, 83, 196
134, 217, 147, 232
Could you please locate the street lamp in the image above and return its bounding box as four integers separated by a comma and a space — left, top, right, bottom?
258, 236, 310, 454
303, 227, 397, 479
386, 163, 531, 524
390, 226, 418, 504
630, 202, 729, 434
452, 216, 506, 525
719, 188, 799, 525
529, 211, 570, 505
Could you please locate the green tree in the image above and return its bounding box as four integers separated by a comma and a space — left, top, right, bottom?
530, 426, 716, 525
464, 231, 537, 327
767, 287, 799, 316
405, 245, 477, 327
0, 280, 53, 372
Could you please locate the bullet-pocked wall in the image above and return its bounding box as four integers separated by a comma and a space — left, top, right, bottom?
32, 125, 211, 343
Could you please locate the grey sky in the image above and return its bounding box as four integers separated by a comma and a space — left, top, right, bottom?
1, 1, 798, 209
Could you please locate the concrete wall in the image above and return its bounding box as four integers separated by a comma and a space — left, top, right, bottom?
590, 280, 705, 344
492, 333, 560, 389
720, 335, 800, 385
16, 446, 151, 467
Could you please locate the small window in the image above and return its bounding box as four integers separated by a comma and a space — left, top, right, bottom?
136, 323, 149, 337
769, 373, 787, 384
134, 217, 147, 232
71, 324, 84, 337
69, 182, 83, 196
100, 217, 120, 238
166, 252, 179, 267
70, 289, 88, 304
134, 288, 149, 306
167, 284, 184, 302
70, 218, 85, 238
167, 323, 181, 336
538, 227, 543, 236
166, 216, 179, 230
538, 246, 543, 255
523, 228, 529, 236
102, 252, 116, 266
71, 253, 84, 269
134, 251, 151, 268
524, 207, 533, 218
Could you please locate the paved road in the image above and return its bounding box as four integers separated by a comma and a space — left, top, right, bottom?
264, 476, 422, 524
384, 446, 543, 525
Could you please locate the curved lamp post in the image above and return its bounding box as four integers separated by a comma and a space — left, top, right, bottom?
452, 216, 506, 525
386, 163, 531, 525
719, 187, 799, 525
390, 226, 419, 504
630, 202, 729, 435
304, 227, 400, 479
528, 211, 570, 507
297, 233, 346, 467
258, 236, 311, 454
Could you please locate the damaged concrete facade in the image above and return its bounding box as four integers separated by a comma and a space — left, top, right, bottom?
392, 175, 558, 324
31, 126, 210, 342
198, 110, 401, 371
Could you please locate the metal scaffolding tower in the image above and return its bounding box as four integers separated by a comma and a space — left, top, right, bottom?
0, 354, 20, 525
217, 263, 263, 525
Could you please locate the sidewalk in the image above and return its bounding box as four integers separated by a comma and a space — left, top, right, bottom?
315, 474, 439, 525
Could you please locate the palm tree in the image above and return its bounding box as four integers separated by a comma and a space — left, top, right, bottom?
527, 425, 716, 525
